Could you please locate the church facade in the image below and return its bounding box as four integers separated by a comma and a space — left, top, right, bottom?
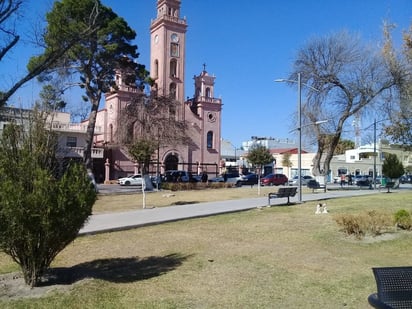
93, 0, 222, 180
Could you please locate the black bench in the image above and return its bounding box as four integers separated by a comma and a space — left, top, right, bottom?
267, 187, 298, 206
306, 180, 326, 193
368, 266, 412, 308
379, 182, 395, 193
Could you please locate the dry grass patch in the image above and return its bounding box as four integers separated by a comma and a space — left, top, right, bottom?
93, 186, 281, 213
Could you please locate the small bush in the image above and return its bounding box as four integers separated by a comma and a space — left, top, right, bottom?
366, 210, 393, 236
334, 210, 393, 239
394, 209, 412, 230
334, 214, 364, 239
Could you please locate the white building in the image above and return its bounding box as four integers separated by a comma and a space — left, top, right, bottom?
0, 106, 104, 179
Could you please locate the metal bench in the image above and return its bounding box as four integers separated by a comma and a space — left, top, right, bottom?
379, 182, 396, 193
306, 180, 326, 193
368, 266, 412, 308
267, 187, 297, 206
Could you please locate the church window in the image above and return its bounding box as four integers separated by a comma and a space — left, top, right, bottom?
207, 131, 214, 149
205, 87, 211, 98
154, 59, 159, 78
169, 105, 176, 118
171, 43, 179, 57
169, 83, 177, 99
170, 59, 177, 77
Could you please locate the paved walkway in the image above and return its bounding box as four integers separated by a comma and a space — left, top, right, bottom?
79, 188, 384, 236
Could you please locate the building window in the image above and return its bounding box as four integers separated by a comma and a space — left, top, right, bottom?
207, 131, 213, 149
171, 43, 179, 57
338, 168, 347, 175
169, 83, 176, 99
66, 136, 77, 147
170, 59, 177, 77
205, 87, 211, 98
154, 59, 159, 78
169, 105, 176, 118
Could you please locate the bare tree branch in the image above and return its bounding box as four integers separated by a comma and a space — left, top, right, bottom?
291, 30, 400, 175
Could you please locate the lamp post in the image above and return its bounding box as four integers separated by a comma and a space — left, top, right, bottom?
229, 142, 239, 165
275, 73, 322, 203
374, 119, 377, 190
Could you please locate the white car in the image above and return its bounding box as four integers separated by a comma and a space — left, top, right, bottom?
118, 174, 143, 186
289, 175, 314, 185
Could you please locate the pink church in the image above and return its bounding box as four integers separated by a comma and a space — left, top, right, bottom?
92, 0, 222, 180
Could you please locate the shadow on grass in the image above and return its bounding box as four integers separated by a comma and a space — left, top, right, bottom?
170, 201, 199, 205
40, 253, 192, 286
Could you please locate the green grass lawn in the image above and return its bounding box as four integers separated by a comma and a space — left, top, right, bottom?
1, 190, 412, 308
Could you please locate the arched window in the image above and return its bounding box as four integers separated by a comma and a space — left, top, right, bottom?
169, 83, 177, 99
153, 59, 159, 78
207, 131, 213, 149
205, 87, 211, 98
170, 59, 177, 77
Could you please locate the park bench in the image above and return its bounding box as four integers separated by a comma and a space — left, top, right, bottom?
306, 180, 326, 193
379, 181, 395, 193
267, 186, 298, 206
368, 266, 412, 308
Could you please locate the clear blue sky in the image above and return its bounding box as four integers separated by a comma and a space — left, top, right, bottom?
2, 0, 411, 148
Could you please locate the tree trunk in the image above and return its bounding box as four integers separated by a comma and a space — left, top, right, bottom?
83, 99, 100, 173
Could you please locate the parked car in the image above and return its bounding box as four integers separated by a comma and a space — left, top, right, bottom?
288, 175, 313, 185
400, 175, 412, 184
163, 170, 197, 182
118, 174, 143, 186
237, 173, 259, 186
261, 173, 288, 186
209, 172, 241, 183
353, 175, 369, 185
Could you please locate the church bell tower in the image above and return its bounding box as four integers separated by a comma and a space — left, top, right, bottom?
150, 0, 187, 121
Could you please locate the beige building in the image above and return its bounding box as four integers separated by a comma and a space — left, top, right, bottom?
0, 107, 104, 178
329, 142, 412, 181
237, 140, 411, 183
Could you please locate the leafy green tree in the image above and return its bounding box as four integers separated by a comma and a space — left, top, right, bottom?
290, 31, 402, 176
281, 152, 292, 168
247, 145, 274, 174
128, 139, 158, 175
247, 145, 274, 194
0, 112, 96, 287
333, 139, 355, 155
30, 0, 148, 173
382, 153, 404, 180
0, 0, 96, 106
36, 84, 67, 111
127, 139, 157, 207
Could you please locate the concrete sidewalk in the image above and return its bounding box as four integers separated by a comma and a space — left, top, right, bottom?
79, 188, 382, 236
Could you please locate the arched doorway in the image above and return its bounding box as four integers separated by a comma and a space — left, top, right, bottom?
164, 154, 179, 171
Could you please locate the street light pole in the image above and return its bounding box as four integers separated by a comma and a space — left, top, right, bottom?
297, 73, 302, 203
275, 74, 325, 204
373, 119, 377, 190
